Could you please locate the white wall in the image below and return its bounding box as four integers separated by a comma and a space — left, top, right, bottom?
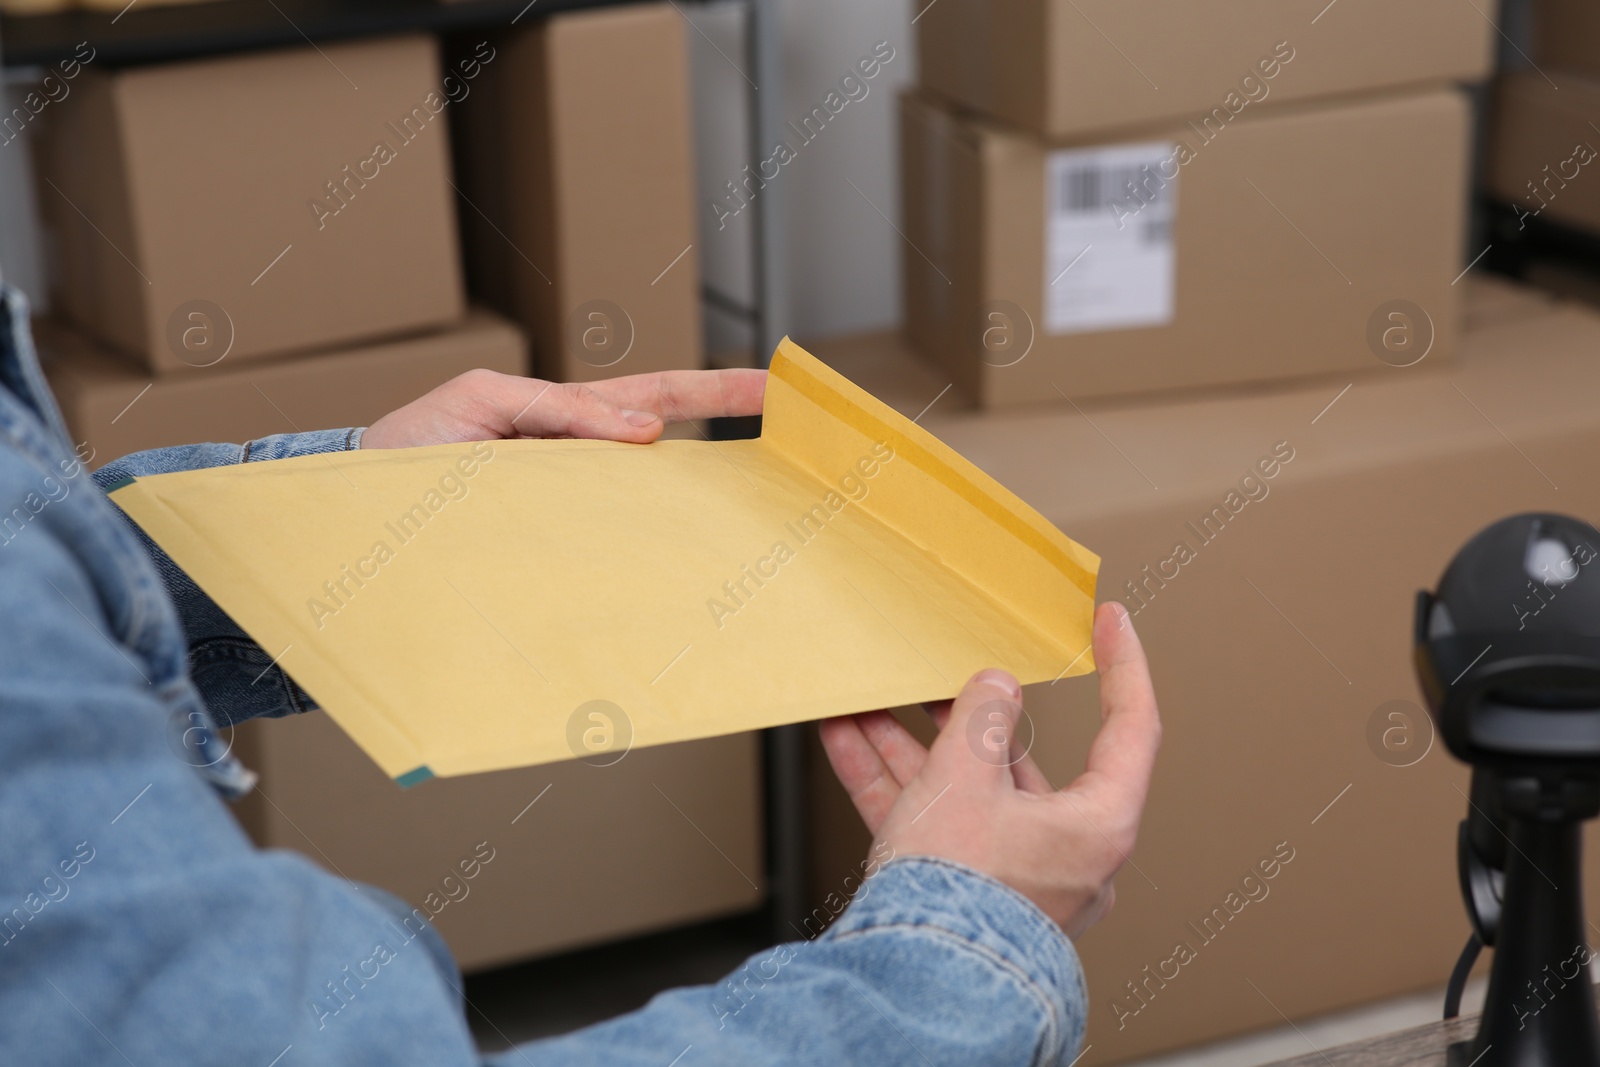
685, 0, 916, 352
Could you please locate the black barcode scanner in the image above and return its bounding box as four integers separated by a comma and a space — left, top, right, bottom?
1416, 514, 1600, 1066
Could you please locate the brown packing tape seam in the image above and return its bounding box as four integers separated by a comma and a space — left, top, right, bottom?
769, 350, 1097, 599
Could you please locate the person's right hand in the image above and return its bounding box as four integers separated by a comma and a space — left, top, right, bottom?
818, 601, 1161, 939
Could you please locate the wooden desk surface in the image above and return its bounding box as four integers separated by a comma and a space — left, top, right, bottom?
1261, 989, 1600, 1066
1260, 1013, 1476, 1066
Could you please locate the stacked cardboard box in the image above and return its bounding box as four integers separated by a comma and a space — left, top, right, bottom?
453, 3, 704, 383
36, 35, 466, 370
1485, 4, 1600, 240
807, 277, 1600, 1063
1530, 0, 1600, 81
30, 34, 522, 458
907, 1, 1497, 406
1485, 69, 1600, 236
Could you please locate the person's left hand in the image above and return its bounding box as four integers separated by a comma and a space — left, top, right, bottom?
819, 602, 1161, 940
361, 367, 767, 449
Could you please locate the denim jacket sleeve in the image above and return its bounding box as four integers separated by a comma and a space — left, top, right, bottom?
4, 284, 1092, 1066
90, 429, 366, 725
504, 856, 1090, 1067
0, 407, 483, 1067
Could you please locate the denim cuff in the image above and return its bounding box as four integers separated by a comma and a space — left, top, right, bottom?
90, 427, 367, 732
824, 855, 1088, 1060
241, 427, 362, 462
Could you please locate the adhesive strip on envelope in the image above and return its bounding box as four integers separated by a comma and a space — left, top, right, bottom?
109, 339, 1099, 782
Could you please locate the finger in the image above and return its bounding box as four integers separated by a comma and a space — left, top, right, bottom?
515, 381, 663, 443
854, 709, 931, 788
925, 669, 1025, 787
818, 715, 903, 835
923, 698, 1051, 793
1066, 602, 1162, 816
585, 369, 767, 424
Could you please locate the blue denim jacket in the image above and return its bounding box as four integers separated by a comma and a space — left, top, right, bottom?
0, 285, 1088, 1066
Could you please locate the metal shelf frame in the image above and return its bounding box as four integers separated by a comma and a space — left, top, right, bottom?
2, 0, 633, 67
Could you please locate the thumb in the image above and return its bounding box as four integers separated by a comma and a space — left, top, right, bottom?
925, 669, 1025, 787
517, 382, 663, 442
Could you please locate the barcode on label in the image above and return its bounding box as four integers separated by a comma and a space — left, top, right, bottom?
1042, 141, 1177, 335
1056, 163, 1168, 215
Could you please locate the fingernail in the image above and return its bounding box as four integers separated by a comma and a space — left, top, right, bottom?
973, 669, 1021, 701
622, 409, 659, 427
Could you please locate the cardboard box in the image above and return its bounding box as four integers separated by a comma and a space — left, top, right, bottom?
805, 278, 1600, 1063
455, 4, 703, 383
1484, 69, 1600, 236
916, 0, 1495, 139
34, 35, 465, 371
1531, 0, 1600, 80
901, 88, 1470, 408
230, 711, 764, 972
41, 311, 526, 466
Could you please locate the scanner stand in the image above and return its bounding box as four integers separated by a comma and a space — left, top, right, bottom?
1453, 770, 1600, 1067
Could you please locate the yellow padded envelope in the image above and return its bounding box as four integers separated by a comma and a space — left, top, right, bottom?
108, 339, 1099, 783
